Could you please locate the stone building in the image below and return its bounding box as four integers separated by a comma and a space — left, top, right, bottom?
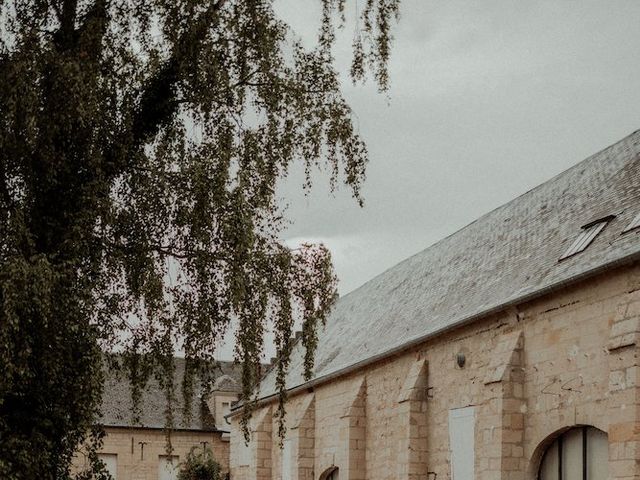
77, 358, 241, 480
229, 130, 640, 480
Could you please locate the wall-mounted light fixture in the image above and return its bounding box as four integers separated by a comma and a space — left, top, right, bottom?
139, 441, 147, 461
456, 352, 466, 368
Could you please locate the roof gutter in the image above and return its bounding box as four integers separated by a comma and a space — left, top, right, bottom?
101, 424, 226, 434
229, 250, 640, 418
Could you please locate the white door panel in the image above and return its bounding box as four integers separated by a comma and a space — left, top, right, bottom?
449, 407, 475, 480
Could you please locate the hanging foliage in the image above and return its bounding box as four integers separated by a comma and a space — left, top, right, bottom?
0, 0, 399, 478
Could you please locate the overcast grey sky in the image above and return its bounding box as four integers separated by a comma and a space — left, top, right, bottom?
276, 0, 640, 294
216, 0, 640, 360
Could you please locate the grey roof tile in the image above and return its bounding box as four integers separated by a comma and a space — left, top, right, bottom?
100, 358, 241, 431
257, 129, 640, 399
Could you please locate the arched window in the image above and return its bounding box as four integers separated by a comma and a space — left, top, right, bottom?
319, 467, 339, 480
538, 426, 608, 480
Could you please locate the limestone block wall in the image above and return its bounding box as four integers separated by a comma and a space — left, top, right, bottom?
309, 375, 366, 477
230, 263, 640, 480
230, 406, 272, 480
396, 358, 429, 480
206, 391, 240, 431
480, 330, 525, 480
607, 279, 640, 480
289, 394, 316, 480
77, 427, 229, 480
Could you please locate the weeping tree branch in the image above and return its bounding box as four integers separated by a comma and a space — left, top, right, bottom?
0, 0, 400, 477
130, 0, 227, 148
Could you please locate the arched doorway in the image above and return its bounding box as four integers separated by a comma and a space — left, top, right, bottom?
538, 426, 608, 480
319, 466, 339, 480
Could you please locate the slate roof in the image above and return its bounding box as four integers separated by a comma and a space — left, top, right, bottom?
100, 358, 241, 431
256, 129, 640, 400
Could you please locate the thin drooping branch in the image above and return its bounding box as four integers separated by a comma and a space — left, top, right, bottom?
0, 161, 14, 212
130, 0, 227, 149
54, 0, 79, 48
0, 0, 399, 476
50, 1, 63, 24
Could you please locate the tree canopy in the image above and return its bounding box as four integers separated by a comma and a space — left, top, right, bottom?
0, 0, 399, 478
177, 447, 223, 480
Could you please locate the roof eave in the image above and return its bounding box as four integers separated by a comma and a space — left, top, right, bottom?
100, 424, 225, 433
229, 249, 640, 418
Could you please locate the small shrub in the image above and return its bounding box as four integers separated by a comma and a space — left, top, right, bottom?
177, 447, 223, 480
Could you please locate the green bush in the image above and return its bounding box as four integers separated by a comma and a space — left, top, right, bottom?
177, 447, 223, 480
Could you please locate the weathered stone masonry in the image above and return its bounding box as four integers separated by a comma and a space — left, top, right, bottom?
230, 131, 640, 479
231, 264, 640, 479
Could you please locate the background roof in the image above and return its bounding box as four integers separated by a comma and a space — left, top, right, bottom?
258, 130, 640, 399
100, 358, 241, 431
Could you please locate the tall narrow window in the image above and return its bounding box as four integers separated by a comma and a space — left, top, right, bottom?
538, 426, 608, 480
281, 438, 293, 480
97, 454, 117, 479
237, 434, 251, 467
217, 400, 232, 429
449, 407, 475, 480
158, 455, 180, 480
320, 467, 339, 480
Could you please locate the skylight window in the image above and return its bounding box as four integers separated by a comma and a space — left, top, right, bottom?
559, 216, 614, 261
622, 213, 640, 234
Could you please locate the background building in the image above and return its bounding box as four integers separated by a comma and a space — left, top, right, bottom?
78, 358, 241, 480
230, 130, 640, 480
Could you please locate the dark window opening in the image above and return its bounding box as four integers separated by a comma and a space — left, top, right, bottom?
538, 426, 608, 480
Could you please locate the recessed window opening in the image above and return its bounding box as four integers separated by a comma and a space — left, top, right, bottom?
559, 216, 614, 261
98, 454, 117, 479
449, 406, 475, 480
319, 467, 339, 480
538, 426, 608, 480
282, 438, 293, 480
159, 455, 180, 480
237, 434, 251, 467
622, 212, 640, 234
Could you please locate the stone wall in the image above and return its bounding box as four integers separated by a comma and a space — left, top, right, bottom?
230, 263, 640, 480
75, 427, 230, 480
